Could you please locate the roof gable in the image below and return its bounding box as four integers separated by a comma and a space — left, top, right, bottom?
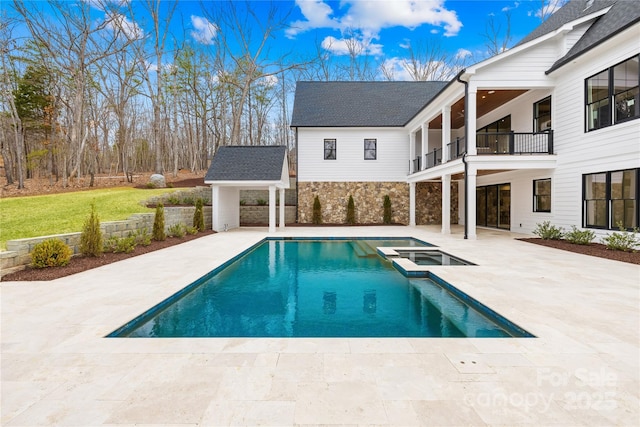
205, 145, 288, 182
290, 81, 448, 128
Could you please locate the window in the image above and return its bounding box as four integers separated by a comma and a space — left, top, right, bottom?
364, 139, 376, 160
586, 55, 639, 131
324, 139, 336, 160
533, 178, 551, 212
583, 168, 639, 229
534, 97, 552, 132
476, 115, 511, 153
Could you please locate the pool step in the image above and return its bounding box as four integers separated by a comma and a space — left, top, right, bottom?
350, 240, 378, 257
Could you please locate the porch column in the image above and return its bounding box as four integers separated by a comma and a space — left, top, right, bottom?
467, 87, 477, 156
268, 185, 276, 233
421, 123, 428, 168
409, 131, 416, 173
442, 105, 451, 162
466, 167, 477, 239
442, 174, 451, 234
279, 187, 285, 229
409, 182, 416, 227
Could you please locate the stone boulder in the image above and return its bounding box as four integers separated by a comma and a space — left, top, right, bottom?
149, 174, 166, 188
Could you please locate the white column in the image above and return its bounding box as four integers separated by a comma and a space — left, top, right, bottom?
279, 187, 285, 229
409, 182, 416, 227
421, 123, 428, 169
211, 185, 219, 231
409, 132, 416, 173
442, 174, 451, 234
442, 105, 451, 162
268, 185, 276, 233
467, 87, 477, 156
466, 167, 477, 239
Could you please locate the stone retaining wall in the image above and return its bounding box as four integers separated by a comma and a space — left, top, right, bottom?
298, 182, 410, 224
0, 206, 212, 278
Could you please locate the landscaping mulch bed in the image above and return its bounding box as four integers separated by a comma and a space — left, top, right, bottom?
2, 230, 215, 282
518, 238, 640, 265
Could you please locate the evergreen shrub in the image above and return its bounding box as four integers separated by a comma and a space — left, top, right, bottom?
31, 239, 73, 268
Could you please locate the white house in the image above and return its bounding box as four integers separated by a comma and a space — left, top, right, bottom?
290, 0, 639, 239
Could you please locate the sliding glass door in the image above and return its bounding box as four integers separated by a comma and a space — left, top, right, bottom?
476, 184, 511, 229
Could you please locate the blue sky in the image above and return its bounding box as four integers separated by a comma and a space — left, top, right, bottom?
15, 0, 565, 80
164, 0, 562, 78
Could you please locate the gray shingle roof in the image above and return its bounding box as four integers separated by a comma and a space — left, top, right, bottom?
204, 145, 287, 182
290, 81, 448, 127
515, 0, 640, 74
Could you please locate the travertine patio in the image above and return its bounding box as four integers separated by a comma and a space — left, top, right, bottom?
1, 226, 638, 426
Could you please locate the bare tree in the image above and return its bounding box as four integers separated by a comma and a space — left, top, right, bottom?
0, 14, 25, 187
482, 11, 512, 56
13, 0, 134, 185
205, 1, 300, 146
398, 38, 467, 81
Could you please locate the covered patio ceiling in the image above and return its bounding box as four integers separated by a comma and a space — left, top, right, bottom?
428, 90, 527, 129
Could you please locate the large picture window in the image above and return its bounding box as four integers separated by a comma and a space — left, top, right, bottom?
533, 178, 551, 212
364, 139, 376, 160
586, 55, 639, 131
583, 168, 639, 229
324, 139, 336, 160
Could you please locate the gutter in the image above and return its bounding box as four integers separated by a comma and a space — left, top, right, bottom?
457, 73, 469, 240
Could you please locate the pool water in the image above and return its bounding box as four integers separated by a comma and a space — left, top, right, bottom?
396, 250, 473, 266
109, 239, 531, 338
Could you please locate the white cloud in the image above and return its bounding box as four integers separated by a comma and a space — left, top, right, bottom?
381, 57, 414, 81
105, 13, 143, 40
191, 15, 217, 45
535, 0, 565, 19
259, 75, 279, 87
321, 35, 383, 57
455, 48, 472, 60
288, 0, 462, 39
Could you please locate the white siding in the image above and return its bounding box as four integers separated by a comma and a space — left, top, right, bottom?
472, 42, 559, 88
297, 127, 409, 182
549, 24, 640, 237
469, 169, 556, 234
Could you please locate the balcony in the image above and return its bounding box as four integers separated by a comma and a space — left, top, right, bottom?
412, 131, 554, 173
476, 131, 554, 155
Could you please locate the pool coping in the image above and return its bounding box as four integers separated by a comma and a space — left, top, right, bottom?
2, 225, 638, 426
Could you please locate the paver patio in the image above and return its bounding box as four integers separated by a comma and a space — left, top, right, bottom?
1, 226, 638, 426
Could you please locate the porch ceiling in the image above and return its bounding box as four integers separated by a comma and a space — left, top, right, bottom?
428, 90, 527, 129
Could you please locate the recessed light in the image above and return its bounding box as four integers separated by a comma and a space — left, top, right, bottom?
488, 90, 495, 94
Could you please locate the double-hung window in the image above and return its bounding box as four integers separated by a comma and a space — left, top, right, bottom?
583, 168, 639, 229
533, 178, 551, 212
364, 139, 376, 160
324, 139, 336, 160
586, 55, 639, 131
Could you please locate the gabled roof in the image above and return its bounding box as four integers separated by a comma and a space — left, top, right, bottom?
515, 0, 640, 74
204, 145, 288, 182
290, 81, 448, 128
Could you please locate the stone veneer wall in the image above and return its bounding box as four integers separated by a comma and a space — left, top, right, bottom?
1, 206, 212, 278
298, 182, 409, 224
240, 206, 297, 225
415, 182, 459, 225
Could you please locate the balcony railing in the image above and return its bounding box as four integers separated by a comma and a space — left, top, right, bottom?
448, 137, 466, 161
476, 131, 553, 155
424, 148, 442, 169
410, 131, 554, 174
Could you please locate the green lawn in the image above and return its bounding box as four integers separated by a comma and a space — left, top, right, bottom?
0, 187, 177, 250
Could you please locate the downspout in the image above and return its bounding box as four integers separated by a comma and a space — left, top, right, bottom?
457, 73, 469, 240
294, 127, 299, 223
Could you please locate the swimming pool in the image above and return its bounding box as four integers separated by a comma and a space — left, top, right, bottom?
108, 238, 533, 338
